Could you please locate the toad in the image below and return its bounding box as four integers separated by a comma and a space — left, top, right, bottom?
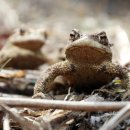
0, 27, 48, 69
33, 29, 129, 98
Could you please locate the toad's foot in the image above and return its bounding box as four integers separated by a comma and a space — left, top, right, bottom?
32, 92, 46, 99
32, 92, 55, 99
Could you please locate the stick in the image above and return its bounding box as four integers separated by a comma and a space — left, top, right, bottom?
0, 97, 129, 112
99, 104, 130, 130
3, 114, 10, 130
0, 103, 41, 130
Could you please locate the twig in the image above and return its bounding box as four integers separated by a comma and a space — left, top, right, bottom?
0, 97, 129, 112
99, 104, 130, 130
0, 103, 43, 130
3, 114, 10, 130
64, 87, 71, 101
0, 58, 12, 71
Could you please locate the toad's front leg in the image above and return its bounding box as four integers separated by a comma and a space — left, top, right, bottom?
33, 61, 75, 98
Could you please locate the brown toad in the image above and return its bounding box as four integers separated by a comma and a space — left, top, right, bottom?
0, 27, 48, 69
9, 27, 48, 51
33, 30, 129, 97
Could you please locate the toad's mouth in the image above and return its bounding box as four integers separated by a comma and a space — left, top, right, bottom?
66, 37, 112, 64
13, 39, 44, 52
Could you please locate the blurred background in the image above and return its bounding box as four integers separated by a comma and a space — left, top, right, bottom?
1, 0, 130, 43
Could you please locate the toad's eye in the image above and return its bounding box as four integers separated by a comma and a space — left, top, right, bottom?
69, 29, 80, 42
69, 33, 76, 42
19, 28, 26, 36
98, 32, 108, 46
100, 35, 107, 41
